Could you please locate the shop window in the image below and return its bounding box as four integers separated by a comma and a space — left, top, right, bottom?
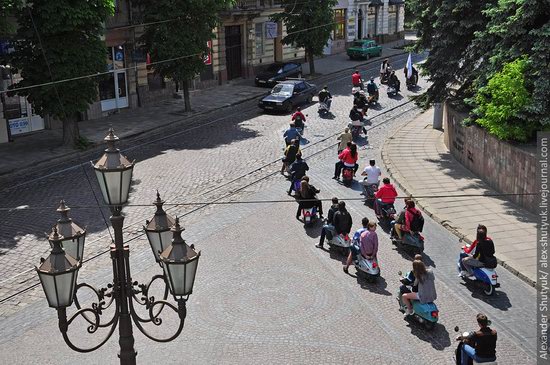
255, 22, 264, 56
334, 9, 346, 40
388, 5, 398, 34
368, 6, 377, 36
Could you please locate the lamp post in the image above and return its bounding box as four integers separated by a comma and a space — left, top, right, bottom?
35, 129, 201, 365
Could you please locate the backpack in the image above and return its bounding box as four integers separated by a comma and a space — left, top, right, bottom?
410, 211, 424, 232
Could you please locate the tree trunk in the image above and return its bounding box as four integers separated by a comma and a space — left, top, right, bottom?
182, 79, 191, 112
306, 49, 316, 75
62, 113, 80, 147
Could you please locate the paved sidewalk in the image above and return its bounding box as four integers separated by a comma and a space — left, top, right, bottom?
382, 109, 538, 285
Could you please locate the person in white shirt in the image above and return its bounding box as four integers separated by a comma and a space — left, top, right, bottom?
362, 159, 381, 185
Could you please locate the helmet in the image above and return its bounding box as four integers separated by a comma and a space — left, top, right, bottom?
359, 90, 366, 95
370, 77, 375, 82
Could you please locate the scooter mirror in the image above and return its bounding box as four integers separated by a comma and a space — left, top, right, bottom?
454, 326, 460, 332
397, 271, 402, 276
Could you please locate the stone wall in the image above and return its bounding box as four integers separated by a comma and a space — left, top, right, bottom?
444, 104, 537, 214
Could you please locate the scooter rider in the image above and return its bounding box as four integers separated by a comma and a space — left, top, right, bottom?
287, 153, 309, 196
318, 85, 332, 110
317, 197, 339, 248
380, 59, 390, 81
354, 90, 368, 114
401, 259, 437, 316
332, 201, 353, 238
374, 177, 398, 218
391, 197, 411, 239
399, 254, 423, 294
456, 314, 497, 365
404, 65, 419, 85
283, 123, 302, 146
334, 143, 359, 180
344, 220, 378, 273
292, 107, 306, 130
361, 159, 381, 187
352, 69, 363, 90
281, 139, 300, 174
388, 70, 401, 92
295, 178, 323, 221
393, 199, 423, 239
459, 224, 497, 277
343, 217, 369, 269
366, 77, 379, 102
337, 129, 352, 155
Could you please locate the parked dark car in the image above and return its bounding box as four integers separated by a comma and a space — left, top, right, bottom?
258, 80, 317, 112
255, 62, 302, 87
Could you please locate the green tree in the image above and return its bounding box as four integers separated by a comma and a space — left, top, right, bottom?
271, 0, 337, 75
408, 0, 497, 107
471, 0, 550, 129
138, 0, 231, 111
9, 0, 113, 146
471, 57, 535, 141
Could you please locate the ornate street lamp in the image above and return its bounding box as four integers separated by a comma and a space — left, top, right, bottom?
36, 228, 80, 309
51, 200, 86, 262
36, 129, 200, 365
144, 192, 176, 263
160, 217, 200, 300
93, 128, 135, 208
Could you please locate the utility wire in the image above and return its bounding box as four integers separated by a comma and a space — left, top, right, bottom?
0, 192, 539, 212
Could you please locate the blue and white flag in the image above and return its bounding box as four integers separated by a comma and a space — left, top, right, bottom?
406, 53, 413, 79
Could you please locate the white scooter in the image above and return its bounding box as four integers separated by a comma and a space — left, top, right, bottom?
457, 240, 500, 296
354, 255, 380, 282
328, 233, 351, 254
318, 98, 331, 117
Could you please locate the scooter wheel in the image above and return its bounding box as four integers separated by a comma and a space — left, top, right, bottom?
483, 283, 495, 296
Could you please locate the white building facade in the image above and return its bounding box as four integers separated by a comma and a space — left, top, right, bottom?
325, 0, 405, 55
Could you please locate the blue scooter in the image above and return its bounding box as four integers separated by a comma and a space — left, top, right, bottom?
457, 240, 500, 296
397, 271, 439, 330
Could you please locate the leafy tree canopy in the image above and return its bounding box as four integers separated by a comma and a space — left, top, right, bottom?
271, 0, 337, 74
10, 0, 113, 145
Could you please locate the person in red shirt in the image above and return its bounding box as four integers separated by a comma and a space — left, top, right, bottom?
394, 199, 422, 239
374, 177, 398, 217
352, 70, 364, 90
291, 107, 306, 129
333, 143, 359, 180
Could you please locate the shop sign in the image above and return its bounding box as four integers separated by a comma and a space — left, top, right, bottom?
265, 22, 278, 39
9, 117, 31, 135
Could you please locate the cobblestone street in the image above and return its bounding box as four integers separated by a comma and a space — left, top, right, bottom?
0, 54, 537, 364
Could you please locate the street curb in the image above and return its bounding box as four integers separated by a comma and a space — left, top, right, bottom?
380, 113, 537, 289
0, 92, 264, 187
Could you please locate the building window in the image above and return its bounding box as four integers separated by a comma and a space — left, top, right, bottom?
388, 5, 398, 34
334, 9, 346, 40
368, 6, 377, 36
255, 22, 264, 56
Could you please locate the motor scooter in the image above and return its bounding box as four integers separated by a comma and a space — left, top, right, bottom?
341, 166, 354, 187
354, 255, 380, 282
362, 179, 378, 208
301, 207, 318, 227
376, 201, 396, 229
318, 99, 331, 117
348, 118, 368, 140
327, 233, 351, 255
397, 271, 439, 330
391, 231, 425, 254
387, 83, 400, 97
457, 240, 500, 296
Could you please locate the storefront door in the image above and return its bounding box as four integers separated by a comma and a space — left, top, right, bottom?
99, 46, 129, 111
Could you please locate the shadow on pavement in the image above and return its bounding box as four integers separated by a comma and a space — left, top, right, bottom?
407, 321, 452, 351
459, 282, 512, 311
